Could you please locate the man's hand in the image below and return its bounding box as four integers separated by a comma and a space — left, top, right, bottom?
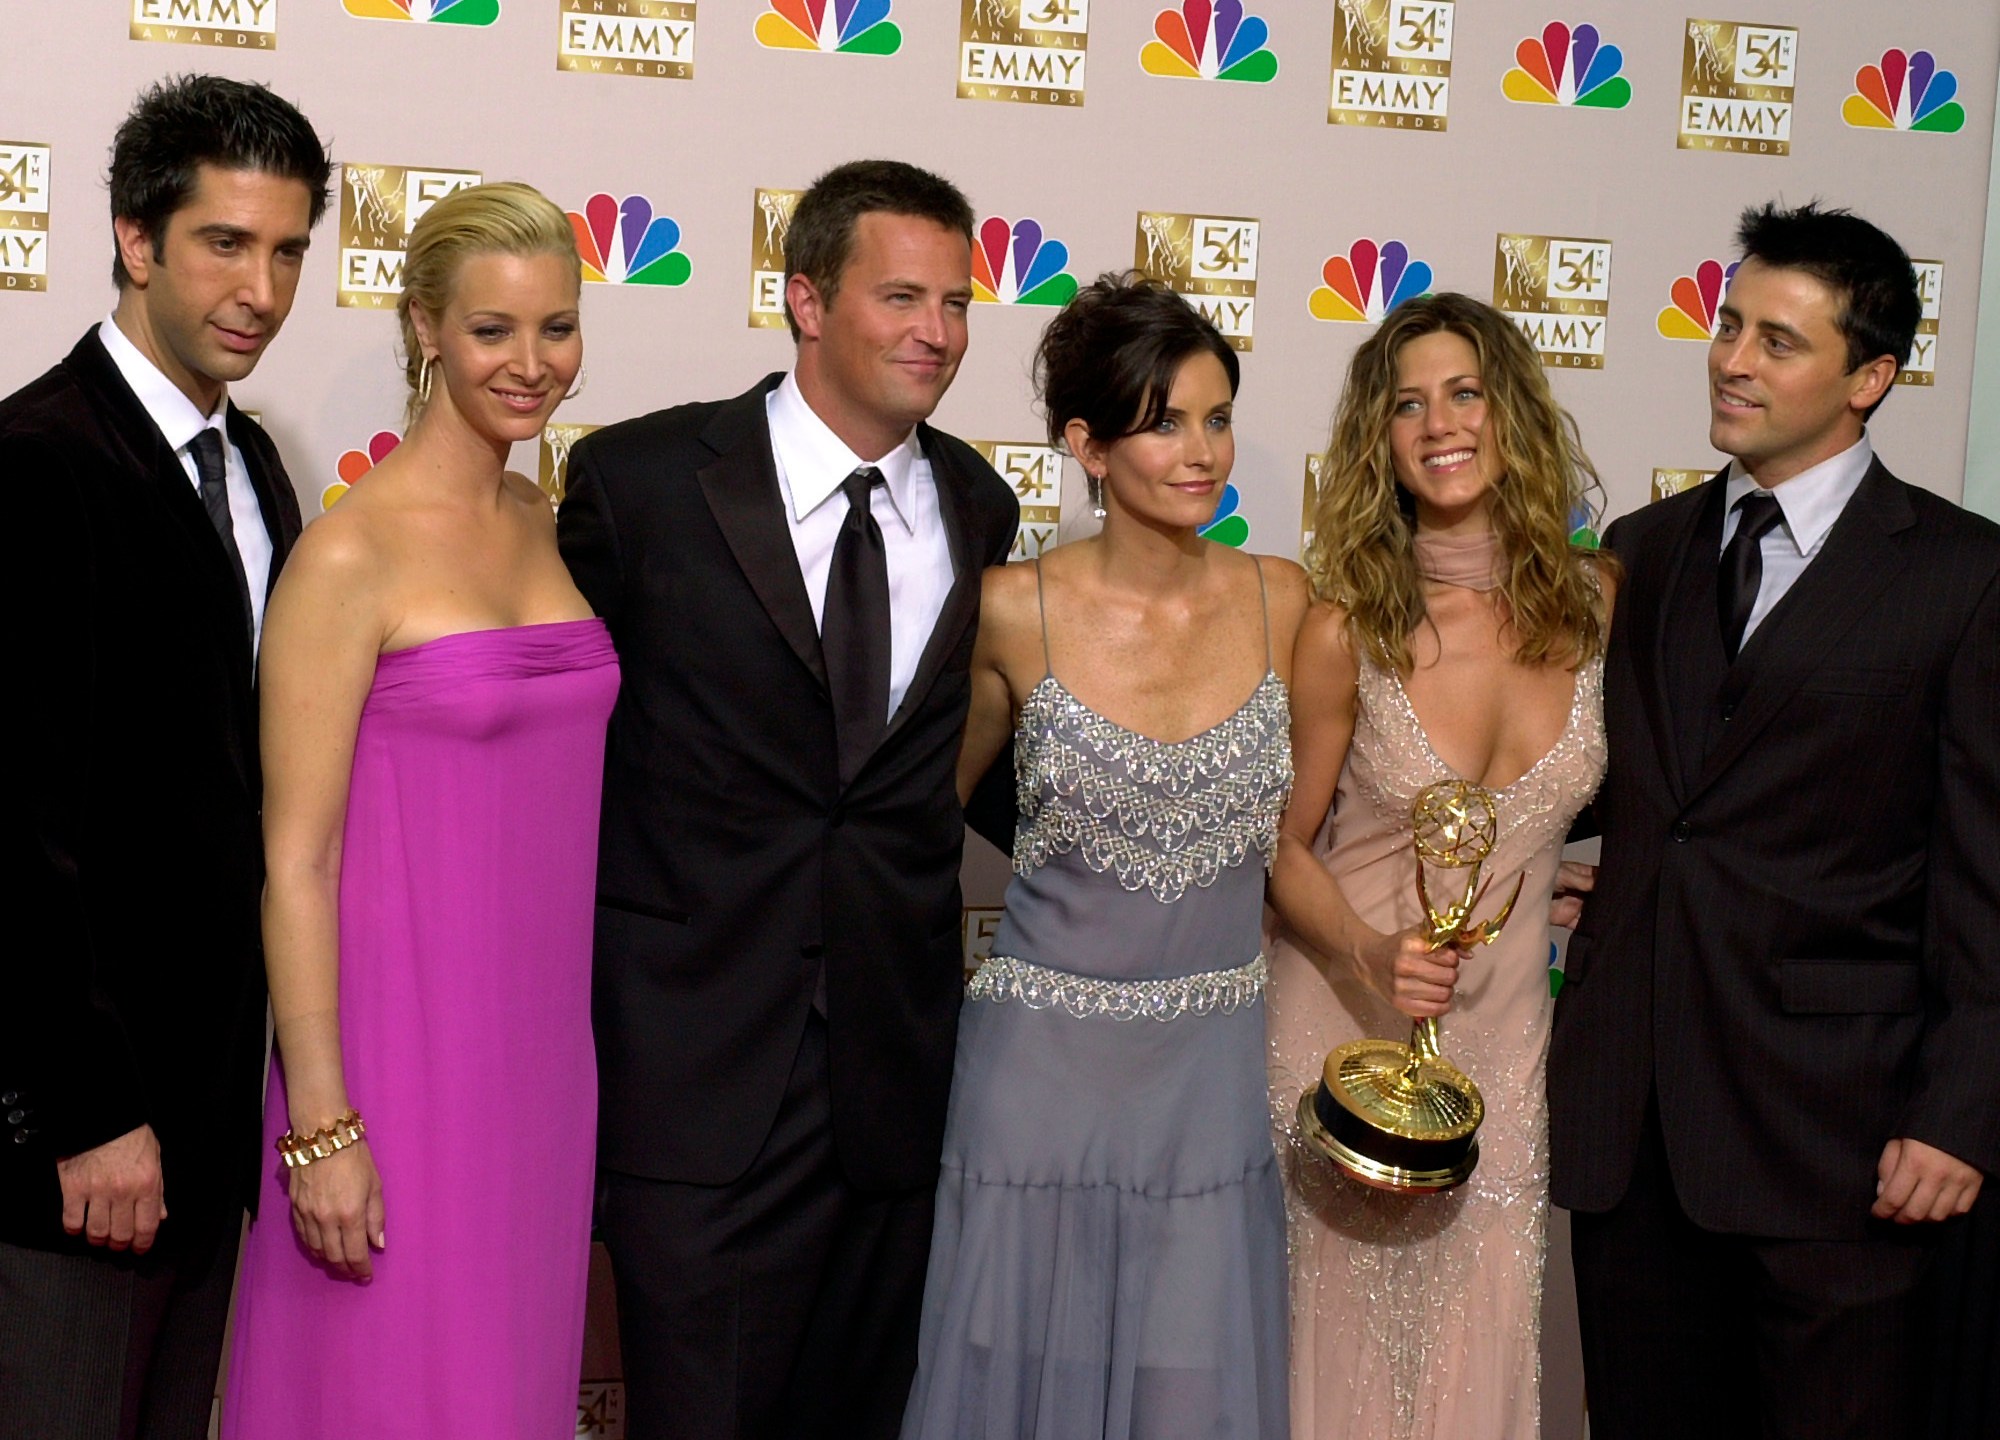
1873, 1137, 1984, 1223
56, 1124, 166, 1253
1549, 860, 1596, 929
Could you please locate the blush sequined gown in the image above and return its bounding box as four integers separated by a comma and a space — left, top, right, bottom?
1267, 641, 1604, 1440
224, 619, 619, 1440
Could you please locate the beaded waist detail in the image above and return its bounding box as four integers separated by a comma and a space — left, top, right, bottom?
966, 953, 1267, 1022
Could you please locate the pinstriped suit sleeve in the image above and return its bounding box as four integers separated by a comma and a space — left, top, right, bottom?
1905, 564, 2000, 1175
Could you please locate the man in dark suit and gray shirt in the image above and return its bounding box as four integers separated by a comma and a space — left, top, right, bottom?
1549, 202, 1997, 1439
558, 160, 1018, 1439
0, 77, 327, 1438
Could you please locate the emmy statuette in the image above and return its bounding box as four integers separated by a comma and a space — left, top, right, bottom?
1297, 780, 1524, 1192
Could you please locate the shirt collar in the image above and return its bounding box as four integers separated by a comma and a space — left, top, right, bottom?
767, 372, 921, 534
1724, 433, 1874, 557
98, 313, 228, 456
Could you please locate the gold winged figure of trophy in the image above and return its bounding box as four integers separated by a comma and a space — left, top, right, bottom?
1297, 779, 1524, 1191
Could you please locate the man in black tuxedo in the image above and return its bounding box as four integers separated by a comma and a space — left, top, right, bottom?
1549, 203, 1997, 1439
0, 77, 327, 1438
558, 160, 1018, 1439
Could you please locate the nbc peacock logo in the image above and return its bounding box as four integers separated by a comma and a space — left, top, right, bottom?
973, 218, 1077, 308
1309, 239, 1432, 323
1503, 22, 1630, 109
971, 440, 1064, 559
323, 430, 401, 512
1140, 3, 1278, 84
1655, 258, 1739, 341
558, 0, 695, 80
959, 0, 1088, 107
1198, 483, 1249, 548
755, 0, 901, 55
1843, 49, 1964, 134
131, 0, 278, 49
567, 194, 690, 288
0, 141, 51, 293
344, 0, 498, 23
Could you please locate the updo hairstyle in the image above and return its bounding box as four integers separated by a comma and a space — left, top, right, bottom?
395, 181, 581, 424
1032, 272, 1240, 466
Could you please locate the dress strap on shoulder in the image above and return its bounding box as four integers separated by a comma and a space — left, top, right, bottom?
1253, 556, 1274, 670
1033, 557, 1053, 678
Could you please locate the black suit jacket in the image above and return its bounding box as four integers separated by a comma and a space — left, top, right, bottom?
558, 374, 1018, 1193
1548, 461, 2000, 1241
3, 327, 302, 1252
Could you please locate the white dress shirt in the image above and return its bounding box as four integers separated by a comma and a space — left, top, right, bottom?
766, 373, 954, 721
1720, 434, 1874, 646
99, 315, 274, 656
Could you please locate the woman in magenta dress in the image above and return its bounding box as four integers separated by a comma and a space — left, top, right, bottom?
225, 183, 617, 1439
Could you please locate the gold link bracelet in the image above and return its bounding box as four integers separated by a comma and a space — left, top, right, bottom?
277, 1109, 367, 1170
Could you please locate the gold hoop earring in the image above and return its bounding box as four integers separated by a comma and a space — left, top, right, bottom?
416, 355, 435, 407
564, 366, 588, 402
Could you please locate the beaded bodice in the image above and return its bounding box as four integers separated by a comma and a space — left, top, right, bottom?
1346, 651, 1605, 876
1010, 671, 1294, 905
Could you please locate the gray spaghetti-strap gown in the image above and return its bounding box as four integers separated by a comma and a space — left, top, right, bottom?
902, 565, 1293, 1440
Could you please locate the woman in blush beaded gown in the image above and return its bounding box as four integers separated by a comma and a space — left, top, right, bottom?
224, 184, 618, 1439
901, 274, 1310, 1440
1266, 293, 1615, 1440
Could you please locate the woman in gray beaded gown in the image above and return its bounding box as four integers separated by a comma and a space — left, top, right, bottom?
901, 275, 1309, 1440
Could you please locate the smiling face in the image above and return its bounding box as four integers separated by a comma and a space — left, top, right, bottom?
788, 211, 972, 460
112, 164, 315, 414
1071, 349, 1236, 533
1708, 257, 1895, 485
413, 249, 582, 447
1386, 329, 1504, 533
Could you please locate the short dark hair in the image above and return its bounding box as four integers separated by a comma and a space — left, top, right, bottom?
108, 74, 331, 287
1033, 272, 1241, 450
1735, 201, 1919, 417
782, 159, 974, 339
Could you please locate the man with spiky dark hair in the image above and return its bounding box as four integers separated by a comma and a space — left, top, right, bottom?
1549, 201, 1998, 1439
0, 75, 328, 1437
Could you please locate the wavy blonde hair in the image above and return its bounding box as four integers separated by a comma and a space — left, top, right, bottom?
395, 181, 580, 425
1305, 292, 1614, 673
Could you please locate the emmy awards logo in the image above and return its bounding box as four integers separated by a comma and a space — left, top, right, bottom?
1297, 780, 1523, 1191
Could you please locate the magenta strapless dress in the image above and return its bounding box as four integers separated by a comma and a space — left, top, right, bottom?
225, 619, 620, 1440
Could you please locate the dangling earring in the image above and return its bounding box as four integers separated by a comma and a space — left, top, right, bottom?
564, 366, 588, 402
1087, 470, 1106, 520
416, 355, 435, 407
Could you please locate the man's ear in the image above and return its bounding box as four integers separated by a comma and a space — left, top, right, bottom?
1847, 354, 1898, 416
113, 216, 155, 287
786, 273, 825, 343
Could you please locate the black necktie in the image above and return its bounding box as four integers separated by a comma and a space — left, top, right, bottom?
189, 428, 254, 639
1718, 489, 1784, 661
823, 466, 891, 785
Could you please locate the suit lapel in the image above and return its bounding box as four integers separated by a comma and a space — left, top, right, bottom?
882, 426, 982, 747
66, 328, 259, 797
1685, 462, 1915, 805
228, 404, 298, 594
694, 378, 829, 693
1630, 475, 1726, 809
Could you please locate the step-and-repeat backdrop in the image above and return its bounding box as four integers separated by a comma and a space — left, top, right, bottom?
5, 4, 1995, 1437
